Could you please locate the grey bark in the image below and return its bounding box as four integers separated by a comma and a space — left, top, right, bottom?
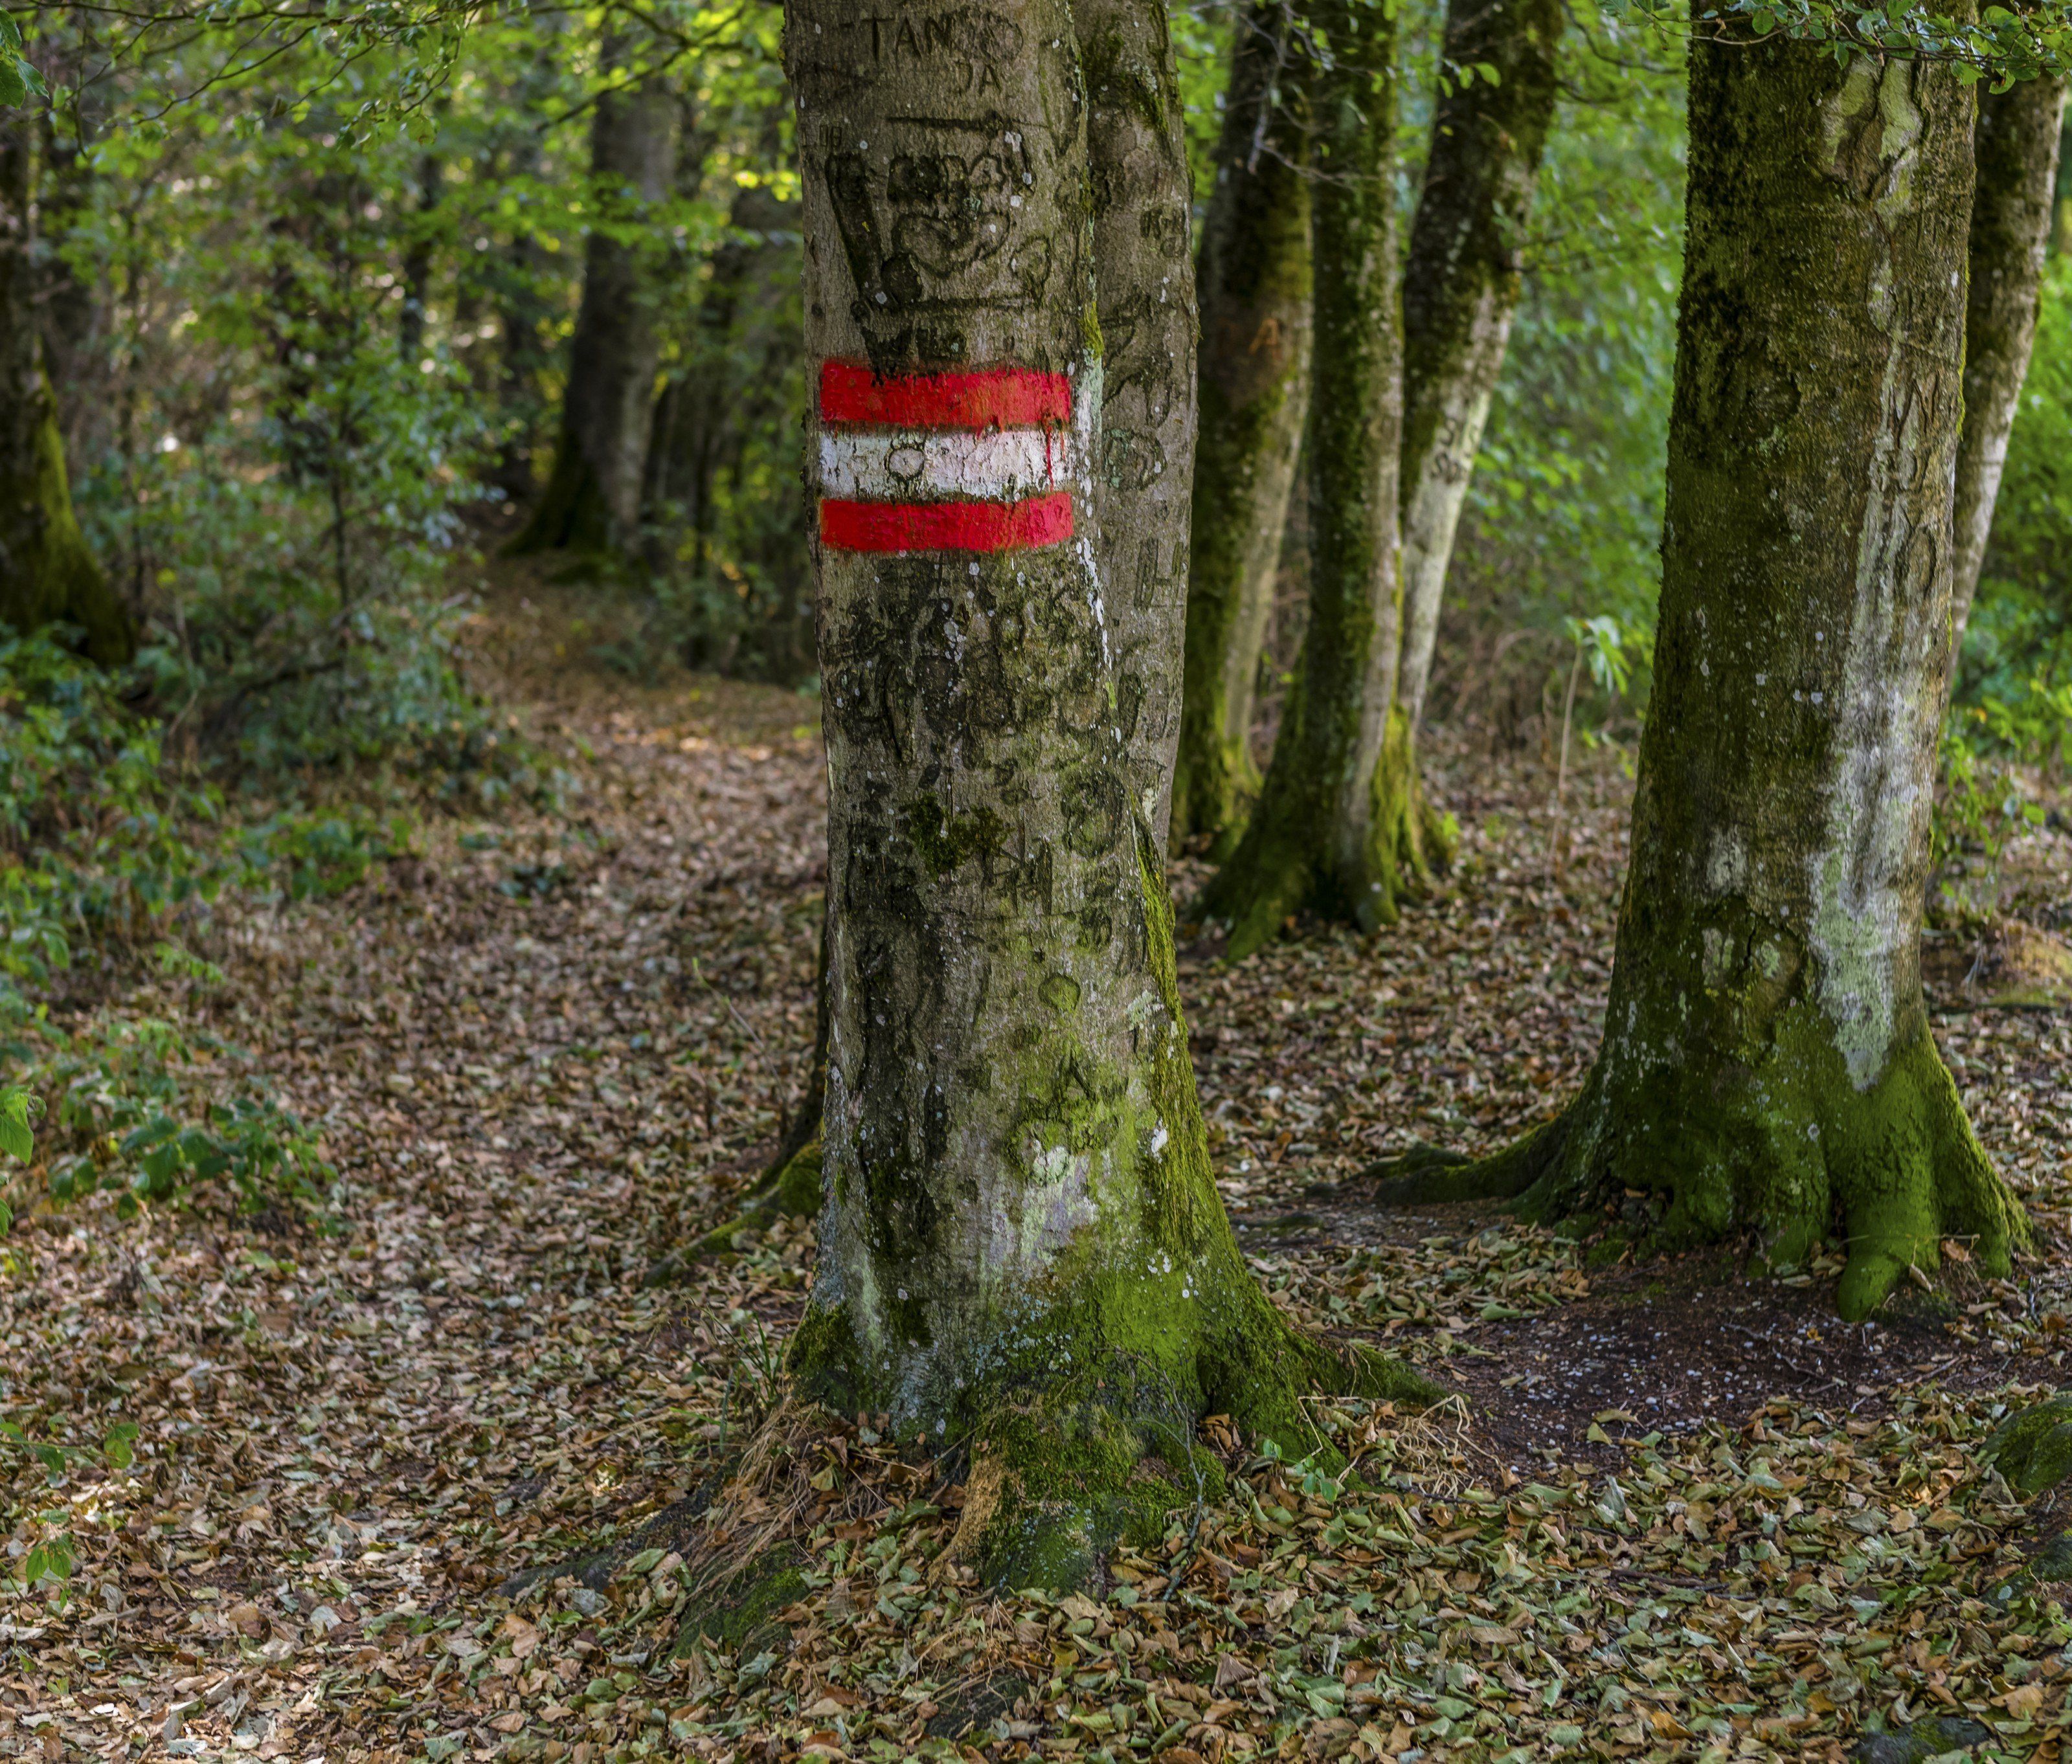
1079, 0, 1199, 849
1397, 0, 1563, 732
1951, 71, 2067, 645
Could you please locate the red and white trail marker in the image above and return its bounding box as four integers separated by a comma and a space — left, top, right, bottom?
816, 361, 1075, 555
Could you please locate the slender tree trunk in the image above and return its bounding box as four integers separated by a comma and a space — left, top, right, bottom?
398, 142, 444, 362
1950, 71, 2066, 645
1199, 0, 1408, 960
1080, 0, 1199, 850
38, 56, 109, 466
785, 0, 1421, 1587
1396, 0, 1562, 735
1370, 30, 2026, 1324
0, 117, 130, 665
511, 45, 673, 557
1170, 1, 1311, 851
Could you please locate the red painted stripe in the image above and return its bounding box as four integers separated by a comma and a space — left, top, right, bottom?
820, 361, 1072, 430
820, 493, 1074, 553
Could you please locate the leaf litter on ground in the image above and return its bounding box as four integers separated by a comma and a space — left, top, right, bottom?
5, 578, 2072, 1764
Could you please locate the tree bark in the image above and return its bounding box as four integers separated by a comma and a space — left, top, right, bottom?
1169, 1, 1311, 852
0, 116, 130, 665
1079, 0, 1199, 851
1396, 0, 1562, 735
510, 44, 673, 557
784, 0, 1421, 1586
398, 140, 444, 363
1199, 0, 1411, 960
1370, 30, 2026, 1324
1950, 71, 2066, 644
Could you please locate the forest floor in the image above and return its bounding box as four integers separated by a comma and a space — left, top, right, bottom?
7, 574, 2072, 1764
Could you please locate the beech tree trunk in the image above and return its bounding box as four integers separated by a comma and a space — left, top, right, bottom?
1372, 30, 2026, 1324
1950, 71, 2066, 645
1396, 0, 1562, 735
0, 117, 130, 665
784, 0, 1418, 1587
511, 46, 673, 557
1169, 1, 1311, 851
1080, 0, 1199, 850
1199, 0, 1410, 960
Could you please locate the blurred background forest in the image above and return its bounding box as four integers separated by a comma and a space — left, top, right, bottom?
1, 0, 2069, 1227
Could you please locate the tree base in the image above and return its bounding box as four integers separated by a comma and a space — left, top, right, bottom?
1204, 710, 1443, 960
506, 441, 615, 558
1362, 1017, 2026, 1321
1171, 733, 1262, 862
789, 1277, 1439, 1591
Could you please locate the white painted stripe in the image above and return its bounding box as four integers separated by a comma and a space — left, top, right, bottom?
817, 427, 1065, 502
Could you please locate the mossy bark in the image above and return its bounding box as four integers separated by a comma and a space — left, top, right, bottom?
1369, 27, 2026, 1323
1169, 1, 1312, 851
1199, 0, 1411, 960
784, 0, 1428, 1588
0, 117, 130, 665
1395, 0, 1562, 737
1950, 70, 2066, 645
510, 45, 673, 558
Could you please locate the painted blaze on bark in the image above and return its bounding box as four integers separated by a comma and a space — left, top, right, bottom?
1373, 32, 2026, 1323
787, 0, 1415, 1583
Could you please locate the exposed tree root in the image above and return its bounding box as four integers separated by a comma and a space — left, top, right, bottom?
1358, 1019, 2028, 1322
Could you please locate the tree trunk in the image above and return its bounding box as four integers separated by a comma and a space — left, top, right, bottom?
1370, 31, 2026, 1324
1169, 1, 1311, 852
398, 140, 444, 362
1395, 0, 1562, 735
1079, 0, 1199, 851
1950, 71, 2066, 644
0, 117, 130, 665
784, 0, 1421, 1587
510, 47, 673, 557
1199, 0, 1410, 960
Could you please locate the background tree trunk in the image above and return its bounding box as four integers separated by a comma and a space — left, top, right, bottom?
0, 116, 131, 665
510, 43, 673, 557
785, 0, 1417, 1587
1395, 0, 1562, 735
1950, 71, 2066, 644
1200, 0, 1410, 959
398, 140, 444, 362
1169, 1, 1310, 852
1373, 32, 2025, 1324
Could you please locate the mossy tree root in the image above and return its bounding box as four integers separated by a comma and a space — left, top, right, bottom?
643, 1137, 824, 1284
791, 1269, 1439, 1591
1362, 1020, 2026, 1322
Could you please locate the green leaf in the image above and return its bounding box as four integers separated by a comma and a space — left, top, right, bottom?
0, 58, 23, 111
1474, 61, 1501, 85
0, 1111, 29, 1161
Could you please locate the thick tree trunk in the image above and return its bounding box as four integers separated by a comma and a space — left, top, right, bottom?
1199, 0, 1410, 960
1169, 1, 1310, 851
0, 118, 130, 665
785, 0, 1420, 1587
510, 50, 673, 557
1395, 0, 1562, 735
1371, 32, 2026, 1323
1950, 72, 2066, 644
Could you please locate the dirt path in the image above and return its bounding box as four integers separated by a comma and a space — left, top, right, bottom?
8, 582, 2072, 1764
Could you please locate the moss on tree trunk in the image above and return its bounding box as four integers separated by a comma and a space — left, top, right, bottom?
0, 117, 130, 665
1395, 0, 1562, 737
1199, 0, 1413, 960
1950, 69, 2066, 643
784, 0, 1428, 1589
1369, 27, 2027, 1324
510, 46, 673, 559
1170, 2, 1312, 852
